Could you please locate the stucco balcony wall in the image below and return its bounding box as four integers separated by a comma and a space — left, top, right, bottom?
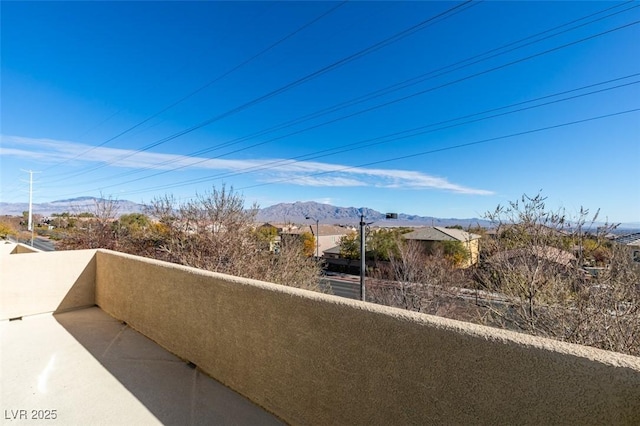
95, 249, 640, 425
0, 241, 39, 256
0, 248, 97, 319
1, 245, 282, 425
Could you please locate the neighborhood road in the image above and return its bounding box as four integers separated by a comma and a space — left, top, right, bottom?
31, 237, 56, 252
9, 236, 56, 252
321, 272, 511, 307
322, 277, 360, 300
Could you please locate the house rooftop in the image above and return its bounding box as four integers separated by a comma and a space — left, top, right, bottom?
280, 224, 351, 236
404, 226, 480, 242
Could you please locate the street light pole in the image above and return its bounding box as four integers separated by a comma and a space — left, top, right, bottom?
360, 213, 366, 301
305, 216, 320, 258
21, 169, 40, 247
360, 212, 397, 302
314, 218, 319, 258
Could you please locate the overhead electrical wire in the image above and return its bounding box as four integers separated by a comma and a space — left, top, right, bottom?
45, 14, 640, 195
68, 2, 283, 142
85, 107, 639, 198
38, 1, 349, 173
214, 18, 640, 157
42, 0, 479, 182
159, 0, 639, 158
117, 83, 640, 196
27, 2, 639, 203
143, 78, 640, 191
68, 75, 637, 193
43, 2, 639, 190
234, 108, 640, 193
53, 75, 638, 198
63, 0, 638, 190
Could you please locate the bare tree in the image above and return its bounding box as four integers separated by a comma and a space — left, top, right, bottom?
260, 234, 322, 292
474, 192, 639, 355
567, 244, 640, 355
57, 186, 322, 292
369, 238, 468, 316
58, 196, 120, 250
145, 186, 322, 291
369, 239, 427, 311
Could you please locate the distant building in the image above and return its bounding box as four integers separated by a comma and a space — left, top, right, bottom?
613, 232, 640, 263
323, 245, 342, 260
614, 232, 640, 247
281, 224, 350, 258
489, 245, 577, 268
403, 227, 481, 267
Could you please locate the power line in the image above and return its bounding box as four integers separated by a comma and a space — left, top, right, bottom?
43, 4, 639, 190
39, 1, 349, 173
65, 2, 283, 144
43, 1, 479, 182
235, 108, 640, 192
179, 78, 640, 184
45, 14, 640, 194
101, 0, 639, 186
177, 0, 638, 158
80, 78, 637, 197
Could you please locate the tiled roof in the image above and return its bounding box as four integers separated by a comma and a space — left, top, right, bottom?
323, 245, 342, 254
489, 246, 577, 267
282, 224, 352, 236
403, 227, 480, 242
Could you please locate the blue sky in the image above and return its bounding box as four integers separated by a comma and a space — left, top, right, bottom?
1, 1, 639, 223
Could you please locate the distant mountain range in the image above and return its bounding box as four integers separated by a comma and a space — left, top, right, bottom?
254, 201, 490, 227
0, 197, 145, 217
0, 197, 486, 227
1, 197, 637, 230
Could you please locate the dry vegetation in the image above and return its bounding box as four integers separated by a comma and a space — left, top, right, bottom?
368, 194, 639, 356
58, 186, 322, 292
52, 190, 639, 356
474, 194, 639, 355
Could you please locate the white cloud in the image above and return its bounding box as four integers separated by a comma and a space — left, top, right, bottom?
266, 175, 366, 187
317, 197, 335, 205
0, 135, 494, 195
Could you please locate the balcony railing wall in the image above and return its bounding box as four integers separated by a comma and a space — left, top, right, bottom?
3, 244, 639, 425
94, 249, 640, 425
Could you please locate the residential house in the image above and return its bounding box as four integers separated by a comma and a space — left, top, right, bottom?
255, 223, 282, 252
403, 226, 481, 267
488, 245, 577, 268
613, 232, 640, 263
281, 224, 350, 258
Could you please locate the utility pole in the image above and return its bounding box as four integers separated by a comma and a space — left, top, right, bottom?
360, 212, 397, 302
360, 213, 366, 301
21, 169, 40, 246
305, 216, 320, 258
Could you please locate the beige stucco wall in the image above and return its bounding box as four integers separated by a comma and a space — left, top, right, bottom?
317, 234, 346, 256
0, 249, 97, 320
11, 244, 40, 254
95, 249, 640, 425
0, 241, 39, 255
465, 237, 480, 267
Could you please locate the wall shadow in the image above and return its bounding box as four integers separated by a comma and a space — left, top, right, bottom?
54, 254, 96, 313
54, 307, 283, 426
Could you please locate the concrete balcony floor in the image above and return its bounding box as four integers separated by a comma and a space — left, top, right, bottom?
1, 307, 283, 425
